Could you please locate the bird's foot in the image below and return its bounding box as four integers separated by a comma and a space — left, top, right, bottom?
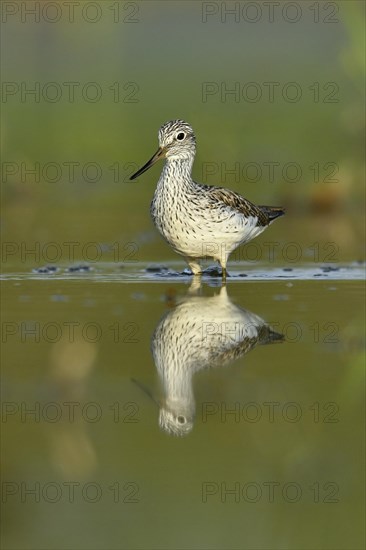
186, 259, 203, 277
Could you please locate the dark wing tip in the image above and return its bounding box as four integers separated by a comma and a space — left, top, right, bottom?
258, 206, 286, 222
258, 325, 285, 345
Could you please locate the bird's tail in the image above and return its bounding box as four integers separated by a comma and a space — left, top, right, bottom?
258, 205, 286, 222
259, 327, 285, 345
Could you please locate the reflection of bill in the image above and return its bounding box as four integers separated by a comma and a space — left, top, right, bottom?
150, 283, 284, 437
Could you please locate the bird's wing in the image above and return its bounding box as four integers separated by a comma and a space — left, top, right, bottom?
205, 186, 268, 226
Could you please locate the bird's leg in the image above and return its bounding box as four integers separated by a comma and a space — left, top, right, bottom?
186, 258, 202, 277
219, 258, 228, 282
187, 277, 202, 294
217, 244, 230, 281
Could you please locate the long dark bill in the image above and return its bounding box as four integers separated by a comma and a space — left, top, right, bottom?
130, 147, 164, 180
130, 378, 160, 407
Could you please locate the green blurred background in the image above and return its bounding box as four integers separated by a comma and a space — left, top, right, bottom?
1, 0, 365, 268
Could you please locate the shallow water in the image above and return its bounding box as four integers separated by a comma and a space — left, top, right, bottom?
2, 260, 365, 281
1, 265, 365, 549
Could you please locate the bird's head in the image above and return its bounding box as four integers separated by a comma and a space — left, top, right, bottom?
159, 406, 194, 437
130, 119, 196, 180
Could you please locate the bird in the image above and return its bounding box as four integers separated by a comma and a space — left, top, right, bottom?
150, 283, 284, 436
130, 120, 285, 279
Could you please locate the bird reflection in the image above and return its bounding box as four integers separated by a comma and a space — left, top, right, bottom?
149, 282, 284, 436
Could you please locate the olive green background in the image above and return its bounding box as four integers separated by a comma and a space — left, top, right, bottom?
1, 0, 365, 268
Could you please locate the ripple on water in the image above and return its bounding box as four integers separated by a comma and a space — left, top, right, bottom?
1, 262, 365, 282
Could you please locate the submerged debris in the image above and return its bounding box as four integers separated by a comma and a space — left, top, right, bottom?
66, 265, 93, 273
145, 264, 169, 273
203, 266, 223, 277
32, 265, 58, 274
321, 266, 340, 273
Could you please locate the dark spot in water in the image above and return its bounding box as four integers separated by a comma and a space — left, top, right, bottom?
146, 264, 169, 273
32, 266, 58, 274
322, 266, 339, 272
203, 266, 227, 277
160, 270, 181, 277
66, 265, 93, 273
239, 273, 248, 277
314, 274, 324, 277
283, 268, 293, 271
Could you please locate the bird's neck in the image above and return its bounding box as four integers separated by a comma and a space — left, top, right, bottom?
160, 364, 195, 415
160, 156, 195, 187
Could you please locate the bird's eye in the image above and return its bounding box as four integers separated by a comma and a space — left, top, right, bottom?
176, 132, 185, 141
177, 416, 186, 424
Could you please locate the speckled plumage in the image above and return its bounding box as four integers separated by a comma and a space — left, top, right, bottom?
131, 120, 285, 277
151, 284, 284, 436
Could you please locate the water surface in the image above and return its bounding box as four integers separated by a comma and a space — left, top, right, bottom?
1, 267, 365, 549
